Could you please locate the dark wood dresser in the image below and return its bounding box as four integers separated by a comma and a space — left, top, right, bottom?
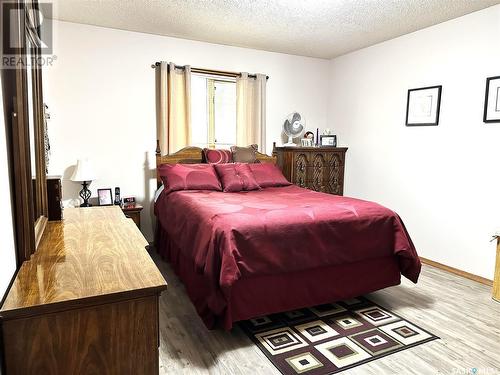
273, 144, 347, 195
0, 206, 167, 375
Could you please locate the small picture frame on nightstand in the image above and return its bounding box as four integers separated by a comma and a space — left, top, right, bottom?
97, 188, 113, 206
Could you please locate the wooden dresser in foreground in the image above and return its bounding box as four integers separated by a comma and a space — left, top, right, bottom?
273, 144, 348, 195
0, 206, 167, 375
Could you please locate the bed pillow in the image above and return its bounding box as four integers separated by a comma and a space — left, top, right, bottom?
230, 144, 259, 163
214, 163, 261, 192
203, 148, 233, 164
158, 164, 222, 194
248, 163, 292, 188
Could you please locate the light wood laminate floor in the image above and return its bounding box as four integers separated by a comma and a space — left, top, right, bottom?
153, 251, 500, 375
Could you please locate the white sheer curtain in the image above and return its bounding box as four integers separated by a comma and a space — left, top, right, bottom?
156, 62, 192, 155
236, 73, 267, 153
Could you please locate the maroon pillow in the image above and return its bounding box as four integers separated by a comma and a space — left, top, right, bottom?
248, 163, 291, 188
214, 163, 261, 192
158, 164, 222, 194
203, 148, 233, 164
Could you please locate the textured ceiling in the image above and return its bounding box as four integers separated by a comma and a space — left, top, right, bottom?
49, 0, 500, 59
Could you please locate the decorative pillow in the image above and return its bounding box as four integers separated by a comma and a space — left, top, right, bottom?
158, 164, 222, 194
248, 163, 292, 188
230, 144, 259, 163
203, 148, 233, 164
214, 163, 261, 192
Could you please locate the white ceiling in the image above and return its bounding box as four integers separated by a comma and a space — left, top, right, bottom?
50, 0, 500, 59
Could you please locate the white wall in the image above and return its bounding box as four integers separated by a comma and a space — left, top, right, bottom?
0, 76, 17, 302
43, 21, 330, 241
328, 5, 500, 279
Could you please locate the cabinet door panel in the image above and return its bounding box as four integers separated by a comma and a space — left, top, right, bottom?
292, 152, 310, 188
325, 152, 344, 195
311, 153, 327, 192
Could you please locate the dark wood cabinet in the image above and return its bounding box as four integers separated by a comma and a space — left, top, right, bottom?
273, 144, 347, 195
46, 175, 63, 221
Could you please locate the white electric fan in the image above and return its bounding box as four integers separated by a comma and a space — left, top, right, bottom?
283, 112, 305, 146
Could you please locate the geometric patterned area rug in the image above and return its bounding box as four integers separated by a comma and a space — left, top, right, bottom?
239, 296, 438, 375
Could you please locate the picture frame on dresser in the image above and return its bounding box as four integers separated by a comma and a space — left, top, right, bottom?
320, 135, 337, 147
483, 76, 500, 123
405, 85, 442, 126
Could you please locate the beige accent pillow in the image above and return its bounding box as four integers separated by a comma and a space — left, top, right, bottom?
230, 144, 259, 163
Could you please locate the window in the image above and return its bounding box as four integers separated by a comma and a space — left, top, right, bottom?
191, 74, 236, 148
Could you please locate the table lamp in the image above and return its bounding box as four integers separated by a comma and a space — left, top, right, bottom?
70, 159, 95, 207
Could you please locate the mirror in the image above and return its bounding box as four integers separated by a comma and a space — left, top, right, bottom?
26, 40, 37, 224
0, 65, 19, 303
1, 0, 47, 263
25, 0, 48, 251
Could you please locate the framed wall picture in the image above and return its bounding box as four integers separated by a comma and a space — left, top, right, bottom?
320, 135, 337, 147
97, 188, 113, 206
405, 85, 442, 126
483, 76, 500, 123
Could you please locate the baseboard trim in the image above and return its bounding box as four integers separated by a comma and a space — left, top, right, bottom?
419, 257, 493, 287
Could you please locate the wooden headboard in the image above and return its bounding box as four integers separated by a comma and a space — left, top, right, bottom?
155, 140, 276, 185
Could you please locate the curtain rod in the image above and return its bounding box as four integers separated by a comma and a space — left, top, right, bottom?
151, 62, 269, 80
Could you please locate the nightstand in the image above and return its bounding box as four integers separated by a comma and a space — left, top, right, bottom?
121, 204, 143, 229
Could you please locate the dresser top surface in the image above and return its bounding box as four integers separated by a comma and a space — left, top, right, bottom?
1, 206, 167, 317
273, 146, 348, 151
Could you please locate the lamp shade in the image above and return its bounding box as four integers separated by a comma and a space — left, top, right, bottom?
70, 159, 96, 182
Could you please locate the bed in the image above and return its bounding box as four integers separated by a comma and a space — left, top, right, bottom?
154, 144, 421, 330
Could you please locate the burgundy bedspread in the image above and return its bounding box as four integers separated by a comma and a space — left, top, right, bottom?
155, 185, 421, 326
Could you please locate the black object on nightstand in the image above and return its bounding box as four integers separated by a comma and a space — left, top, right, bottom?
47, 175, 63, 221
121, 204, 143, 229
